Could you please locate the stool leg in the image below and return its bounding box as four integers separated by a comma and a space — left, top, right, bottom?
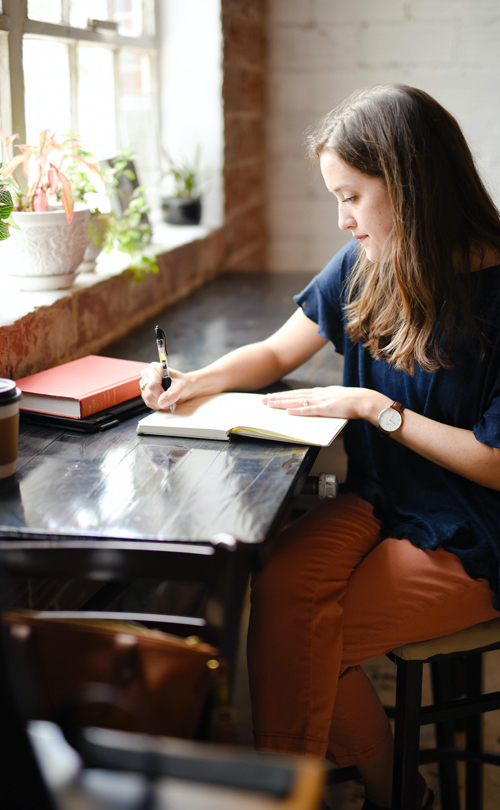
392, 659, 423, 810
430, 660, 461, 810
465, 652, 483, 810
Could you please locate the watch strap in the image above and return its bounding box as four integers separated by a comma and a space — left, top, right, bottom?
391, 401, 405, 416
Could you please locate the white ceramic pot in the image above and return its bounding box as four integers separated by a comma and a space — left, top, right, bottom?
0, 203, 90, 290
79, 213, 110, 272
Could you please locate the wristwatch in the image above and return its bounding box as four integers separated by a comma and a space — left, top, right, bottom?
378, 401, 405, 434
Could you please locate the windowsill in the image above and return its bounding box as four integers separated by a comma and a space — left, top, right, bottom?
0, 221, 212, 328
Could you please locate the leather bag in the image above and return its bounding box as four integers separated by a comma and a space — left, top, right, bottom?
3, 612, 223, 739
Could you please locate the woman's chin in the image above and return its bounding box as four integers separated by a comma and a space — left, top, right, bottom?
362, 243, 379, 263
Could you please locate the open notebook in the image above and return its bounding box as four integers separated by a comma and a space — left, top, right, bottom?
136, 392, 347, 447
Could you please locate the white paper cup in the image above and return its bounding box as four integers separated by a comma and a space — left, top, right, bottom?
0, 379, 22, 478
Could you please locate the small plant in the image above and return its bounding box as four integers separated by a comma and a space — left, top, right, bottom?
103, 157, 158, 281
105, 197, 159, 281
0, 130, 100, 222
64, 146, 158, 279
162, 147, 201, 199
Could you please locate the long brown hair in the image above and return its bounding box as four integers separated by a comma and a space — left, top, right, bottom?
305, 85, 500, 373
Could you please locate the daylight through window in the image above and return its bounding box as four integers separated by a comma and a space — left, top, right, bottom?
2, 0, 160, 190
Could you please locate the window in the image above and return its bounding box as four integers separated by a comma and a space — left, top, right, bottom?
1, 0, 160, 190
0, 0, 224, 234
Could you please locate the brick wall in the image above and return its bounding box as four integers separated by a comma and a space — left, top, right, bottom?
222, 0, 268, 270
267, 0, 500, 271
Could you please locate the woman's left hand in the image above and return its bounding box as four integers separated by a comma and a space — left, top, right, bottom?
262, 386, 379, 421
265, 387, 500, 492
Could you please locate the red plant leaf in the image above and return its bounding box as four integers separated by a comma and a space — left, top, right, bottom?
56, 168, 74, 222
0, 130, 19, 162
47, 166, 59, 194
38, 130, 49, 153
72, 155, 101, 175
2, 154, 26, 175
33, 188, 48, 212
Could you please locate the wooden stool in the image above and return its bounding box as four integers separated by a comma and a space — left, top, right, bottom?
327, 617, 500, 810
389, 617, 500, 810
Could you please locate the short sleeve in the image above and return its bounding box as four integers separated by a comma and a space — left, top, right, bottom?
473, 304, 500, 447
474, 394, 500, 448
293, 240, 359, 355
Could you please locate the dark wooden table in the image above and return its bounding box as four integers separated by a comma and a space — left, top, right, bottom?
0, 272, 344, 666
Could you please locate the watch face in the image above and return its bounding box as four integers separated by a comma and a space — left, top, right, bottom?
379, 406, 403, 432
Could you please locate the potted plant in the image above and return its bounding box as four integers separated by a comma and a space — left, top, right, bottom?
67, 150, 158, 280
104, 178, 159, 281
160, 148, 202, 226
0, 130, 100, 290
0, 168, 18, 242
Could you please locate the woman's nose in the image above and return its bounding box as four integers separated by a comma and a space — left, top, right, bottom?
338, 207, 355, 231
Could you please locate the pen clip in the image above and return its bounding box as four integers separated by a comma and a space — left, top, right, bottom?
155, 323, 171, 384
155, 325, 167, 354
155, 324, 173, 407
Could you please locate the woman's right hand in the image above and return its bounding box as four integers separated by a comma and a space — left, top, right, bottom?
139, 309, 328, 412
140, 363, 195, 411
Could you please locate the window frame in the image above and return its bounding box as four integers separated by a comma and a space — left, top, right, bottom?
0, 0, 160, 159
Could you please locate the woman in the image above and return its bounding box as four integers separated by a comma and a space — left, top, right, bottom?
141, 85, 500, 809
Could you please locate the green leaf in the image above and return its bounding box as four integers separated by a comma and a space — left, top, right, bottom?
0, 189, 14, 220
0, 220, 10, 240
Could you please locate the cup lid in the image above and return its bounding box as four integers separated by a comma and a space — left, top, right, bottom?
0, 379, 22, 404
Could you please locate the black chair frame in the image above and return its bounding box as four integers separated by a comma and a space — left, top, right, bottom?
326, 644, 500, 810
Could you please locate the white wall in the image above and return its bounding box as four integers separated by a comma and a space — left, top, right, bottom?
159, 0, 224, 227
267, 0, 500, 271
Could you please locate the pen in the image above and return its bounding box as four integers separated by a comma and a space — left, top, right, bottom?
155, 325, 175, 414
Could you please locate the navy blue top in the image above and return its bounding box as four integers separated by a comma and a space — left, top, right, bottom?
294, 240, 500, 609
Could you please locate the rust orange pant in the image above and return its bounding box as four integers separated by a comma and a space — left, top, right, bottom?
247, 493, 498, 765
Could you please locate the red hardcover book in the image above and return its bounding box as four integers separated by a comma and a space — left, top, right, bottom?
17, 355, 149, 418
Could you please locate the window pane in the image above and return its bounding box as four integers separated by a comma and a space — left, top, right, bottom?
113, 0, 143, 37
78, 46, 117, 159
144, 0, 156, 37
24, 39, 71, 142
70, 0, 108, 29
27, 0, 62, 23
118, 51, 159, 190
119, 50, 151, 94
